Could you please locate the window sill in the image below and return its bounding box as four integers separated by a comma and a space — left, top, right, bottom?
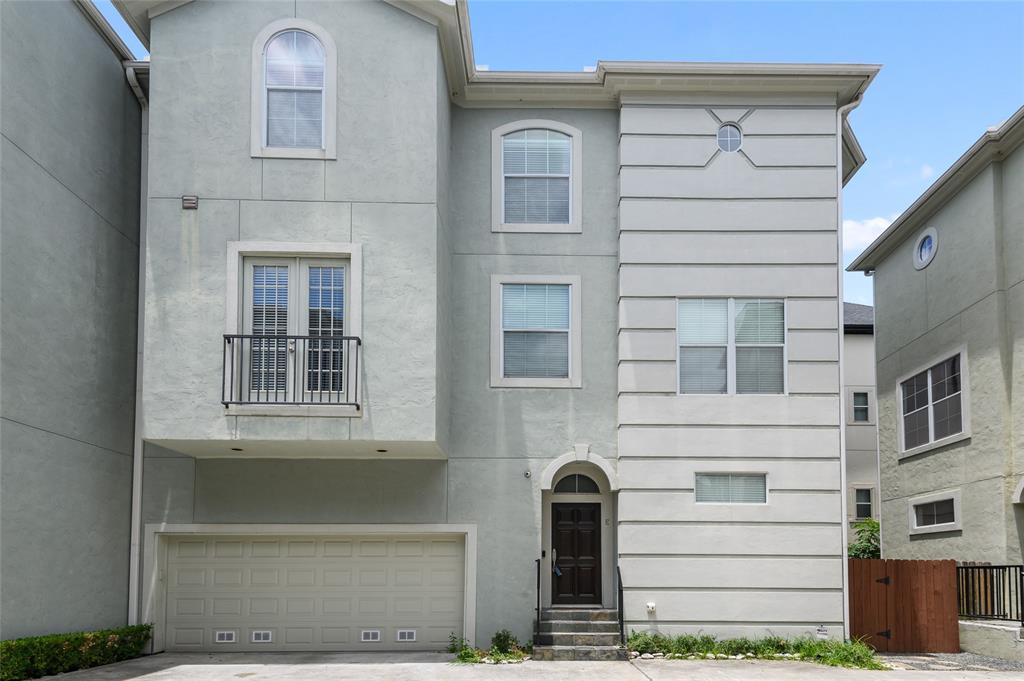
491, 377, 581, 389
492, 222, 582, 234
909, 521, 962, 536
252, 147, 336, 161
226, 404, 360, 418
898, 430, 971, 460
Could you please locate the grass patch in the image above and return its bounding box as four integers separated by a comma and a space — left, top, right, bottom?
626, 631, 885, 670
1, 624, 152, 681
448, 631, 531, 664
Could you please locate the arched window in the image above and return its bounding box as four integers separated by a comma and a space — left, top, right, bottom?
491, 120, 582, 233
251, 19, 337, 160
554, 474, 600, 494
264, 30, 325, 149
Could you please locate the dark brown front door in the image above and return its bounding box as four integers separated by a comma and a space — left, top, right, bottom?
552, 503, 601, 604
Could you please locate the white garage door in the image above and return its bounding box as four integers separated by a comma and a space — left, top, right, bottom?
164, 534, 465, 651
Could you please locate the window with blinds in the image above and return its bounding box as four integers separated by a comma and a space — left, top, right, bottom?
899, 352, 964, 452
695, 473, 767, 504
677, 298, 785, 394
501, 129, 571, 224
501, 283, 570, 378
265, 30, 325, 149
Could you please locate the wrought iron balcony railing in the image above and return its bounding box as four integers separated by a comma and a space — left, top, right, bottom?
222, 334, 360, 409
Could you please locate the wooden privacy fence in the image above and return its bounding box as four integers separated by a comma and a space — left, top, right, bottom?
849, 559, 959, 653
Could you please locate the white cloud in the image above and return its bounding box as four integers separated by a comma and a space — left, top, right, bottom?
920, 164, 934, 179
843, 216, 894, 252
475, 64, 489, 71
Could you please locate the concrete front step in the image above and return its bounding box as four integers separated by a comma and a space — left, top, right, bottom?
531, 645, 628, 662
540, 608, 618, 622
538, 619, 620, 633
534, 632, 621, 647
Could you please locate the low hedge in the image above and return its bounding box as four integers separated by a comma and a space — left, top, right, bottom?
0, 624, 152, 681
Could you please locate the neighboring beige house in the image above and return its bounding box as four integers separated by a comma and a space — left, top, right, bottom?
849, 103, 1023, 659
843, 303, 879, 526
3, 0, 883, 659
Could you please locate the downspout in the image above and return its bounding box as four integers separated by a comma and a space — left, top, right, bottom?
836, 94, 862, 641
125, 62, 148, 627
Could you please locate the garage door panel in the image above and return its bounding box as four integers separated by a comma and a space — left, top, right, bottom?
165, 534, 465, 651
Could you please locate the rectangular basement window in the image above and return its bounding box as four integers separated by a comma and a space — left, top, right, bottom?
695, 473, 767, 504
361, 630, 381, 642
397, 629, 417, 642
908, 489, 962, 535
252, 630, 273, 643
214, 631, 236, 644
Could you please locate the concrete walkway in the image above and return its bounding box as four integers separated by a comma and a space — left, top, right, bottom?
41, 652, 1024, 680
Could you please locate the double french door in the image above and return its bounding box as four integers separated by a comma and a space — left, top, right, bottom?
239, 256, 351, 404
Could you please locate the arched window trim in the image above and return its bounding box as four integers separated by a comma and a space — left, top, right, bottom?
491, 119, 583, 234
250, 18, 337, 160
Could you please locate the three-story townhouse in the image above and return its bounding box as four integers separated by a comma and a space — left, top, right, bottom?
112, 0, 878, 657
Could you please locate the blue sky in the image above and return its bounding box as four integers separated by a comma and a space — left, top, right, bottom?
98, 0, 1023, 304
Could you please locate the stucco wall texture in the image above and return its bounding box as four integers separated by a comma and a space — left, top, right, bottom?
0, 1, 141, 639
874, 143, 1022, 564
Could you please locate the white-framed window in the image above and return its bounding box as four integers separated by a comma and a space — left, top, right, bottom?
717, 123, 743, 152
695, 473, 767, 504
491, 120, 583, 233
490, 275, 582, 388
913, 227, 938, 270
250, 19, 337, 160
908, 489, 962, 535
898, 348, 970, 456
224, 242, 362, 414
854, 488, 873, 519
677, 298, 785, 395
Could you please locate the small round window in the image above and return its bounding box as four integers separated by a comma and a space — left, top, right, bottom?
913, 227, 938, 270
717, 124, 742, 152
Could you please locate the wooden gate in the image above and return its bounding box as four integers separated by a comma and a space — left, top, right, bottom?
849, 559, 959, 653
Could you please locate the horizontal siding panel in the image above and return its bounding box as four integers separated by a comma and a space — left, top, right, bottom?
789, 330, 840, 361
619, 491, 841, 523
620, 156, 837, 199
619, 298, 676, 329
620, 106, 719, 135
619, 524, 842, 556
619, 330, 676, 361
617, 459, 841, 490
742, 135, 836, 167
617, 426, 840, 458
623, 590, 843, 622
620, 232, 837, 265
620, 198, 837, 231
619, 265, 838, 297
619, 135, 716, 167
618, 394, 840, 426
741, 108, 837, 135
619, 361, 677, 393
788, 299, 839, 329
619, 556, 843, 589
788, 362, 840, 393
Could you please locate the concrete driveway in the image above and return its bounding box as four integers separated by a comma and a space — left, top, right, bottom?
41, 653, 1024, 680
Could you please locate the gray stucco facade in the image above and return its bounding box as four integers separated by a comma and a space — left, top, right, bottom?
0, 1, 142, 639
850, 107, 1024, 564
3, 0, 883, 652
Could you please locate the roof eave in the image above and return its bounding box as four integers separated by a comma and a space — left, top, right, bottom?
848, 104, 1024, 272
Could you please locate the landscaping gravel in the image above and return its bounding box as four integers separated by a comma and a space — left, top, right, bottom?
880, 651, 1024, 672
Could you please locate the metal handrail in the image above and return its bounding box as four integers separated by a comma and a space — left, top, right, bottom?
534, 558, 542, 645
957, 564, 1024, 624
222, 334, 361, 408
617, 565, 625, 645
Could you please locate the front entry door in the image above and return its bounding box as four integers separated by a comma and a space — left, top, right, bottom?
552, 503, 601, 604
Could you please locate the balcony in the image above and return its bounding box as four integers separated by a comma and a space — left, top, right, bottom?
222, 334, 361, 410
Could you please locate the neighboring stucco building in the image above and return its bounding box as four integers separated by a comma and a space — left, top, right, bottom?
0, 1, 143, 639
843, 303, 879, 525
849, 106, 1024, 564
2, 0, 882, 656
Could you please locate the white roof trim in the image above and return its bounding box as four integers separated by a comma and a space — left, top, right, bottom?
849, 105, 1024, 271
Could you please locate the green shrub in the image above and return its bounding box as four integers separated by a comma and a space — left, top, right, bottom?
489, 629, 520, 654
625, 631, 885, 670
848, 518, 881, 559
447, 633, 471, 654
455, 647, 482, 663
0, 624, 152, 681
